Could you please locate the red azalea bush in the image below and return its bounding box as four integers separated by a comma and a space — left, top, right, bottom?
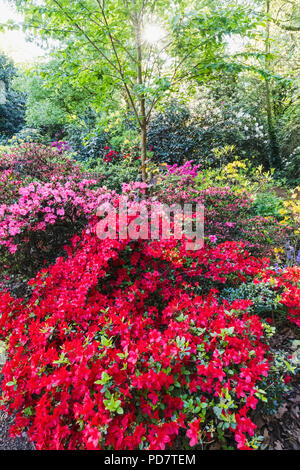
0, 222, 298, 451
104, 147, 119, 163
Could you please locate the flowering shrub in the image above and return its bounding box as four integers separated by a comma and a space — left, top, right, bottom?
121, 181, 148, 197
165, 160, 201, 178
148, 100, 269, 166
0, 232, 268, 450
0, 142, 86, 184
103, 147, 119, 163
0, 142, 113, 278
152, 161, 201, 192
0, 179, 116, 276
198, 158, 274, 196
254, 266, 300, 327
280, 187, 300, 236
0, 222, 298, 450
0, 169, 24, 205
153, 180, 291, 256
50, 141, 71, 154
0, 144, 11, 156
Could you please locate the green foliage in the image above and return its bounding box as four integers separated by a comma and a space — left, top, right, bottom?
252, 192, 284, 219
256, 348, 297, 418
82, 156, 141, 192
65, 118, 108, 161
0, 53, 25, 138
148, 96, 270, 166
278, 95, 300, 185
14, 59, 94, 139
100, 111, 140, 157
148, 102, 202, 165
12, 0, 264, 166
221, 281, 284, 321
280, 149, 300, 187
58, 109, 140, 161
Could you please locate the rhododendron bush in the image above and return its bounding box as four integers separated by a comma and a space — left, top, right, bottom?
0, 179, 116, 276
0, 221, 299, 450
0, 143, 83, 184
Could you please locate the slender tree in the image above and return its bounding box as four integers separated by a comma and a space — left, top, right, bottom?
11, 0, 260, 178
264, 0, 281, 168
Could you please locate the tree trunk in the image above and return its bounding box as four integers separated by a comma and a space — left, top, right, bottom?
135, 15, 147, 182
140, 118, 147, 182
265, 0, 281, 169
265, 79, 281, 168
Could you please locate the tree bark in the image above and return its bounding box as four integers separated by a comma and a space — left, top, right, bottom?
265, 79, 280, 168
140, 118, 147, 182
265, 0, 281, 169
135, 14, 147, 182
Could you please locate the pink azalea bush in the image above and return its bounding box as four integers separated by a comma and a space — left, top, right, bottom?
165, 160, 201, 178
0, 178, 116, 276
50, 141, 71, 153
0, 142, 88, 184
0, 169, 23, 205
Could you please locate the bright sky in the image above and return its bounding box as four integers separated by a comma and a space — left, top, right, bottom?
0, 0, 45, 64
226, 34, 248, 55
0, 0, 246, 65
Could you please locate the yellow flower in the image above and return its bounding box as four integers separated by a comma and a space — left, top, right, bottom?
279, 216, 291, 226
279, 208, 287, 216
